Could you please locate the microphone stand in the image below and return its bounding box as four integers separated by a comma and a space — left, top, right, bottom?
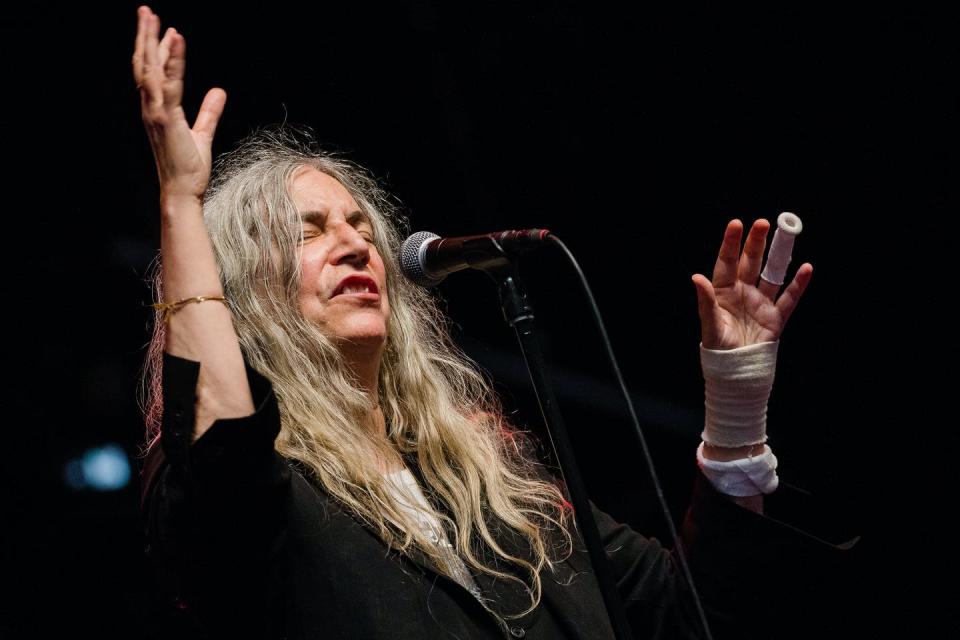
484, 260, 634, 640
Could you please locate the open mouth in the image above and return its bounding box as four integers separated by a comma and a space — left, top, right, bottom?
332, 275, 380, 298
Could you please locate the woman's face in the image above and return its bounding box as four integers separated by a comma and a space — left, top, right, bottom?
291, 167, 389, 350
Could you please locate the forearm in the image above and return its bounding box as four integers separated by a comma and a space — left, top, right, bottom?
133, 6, 248, 441
160, 194, 254, 439
698, 342, 780, 514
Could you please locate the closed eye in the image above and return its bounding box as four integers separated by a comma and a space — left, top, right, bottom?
299, 229, 319, 243
298, 228, 374, 243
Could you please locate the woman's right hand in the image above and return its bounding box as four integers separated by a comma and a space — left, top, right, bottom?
132, 5, 226, 203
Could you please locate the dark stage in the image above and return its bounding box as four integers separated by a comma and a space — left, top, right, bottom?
1, 2, 952, 637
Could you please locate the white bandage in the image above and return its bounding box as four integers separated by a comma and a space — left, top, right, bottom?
697, 442, 779, 496
760, 212, 803, 286
700, 340, 779, 448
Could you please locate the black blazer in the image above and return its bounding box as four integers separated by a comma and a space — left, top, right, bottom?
140, 353, 857, 639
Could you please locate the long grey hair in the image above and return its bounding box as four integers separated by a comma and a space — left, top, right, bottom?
141, 124, 574, 618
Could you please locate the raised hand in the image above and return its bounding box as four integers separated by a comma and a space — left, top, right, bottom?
692, 219, 813, 350
132, 5, 226, 202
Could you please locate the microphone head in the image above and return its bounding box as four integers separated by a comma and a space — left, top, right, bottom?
400, 231, 445, 287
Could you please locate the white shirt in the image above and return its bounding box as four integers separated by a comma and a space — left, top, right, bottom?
382, 467, 482, 599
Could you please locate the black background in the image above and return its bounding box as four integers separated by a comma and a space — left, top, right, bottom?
1, 2, 953, 637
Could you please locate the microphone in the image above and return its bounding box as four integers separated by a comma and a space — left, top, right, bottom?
400, 229, 552, 287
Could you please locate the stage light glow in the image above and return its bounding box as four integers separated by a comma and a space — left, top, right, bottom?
63, 443, 131, 491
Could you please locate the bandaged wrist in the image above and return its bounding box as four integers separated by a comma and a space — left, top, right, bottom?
700, 340, 779, 448
697, 441, 779, 496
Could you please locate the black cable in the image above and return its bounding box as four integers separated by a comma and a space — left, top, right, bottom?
546, 233, 714, 640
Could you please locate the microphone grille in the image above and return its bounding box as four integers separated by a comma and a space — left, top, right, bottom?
400, 231, 444, 287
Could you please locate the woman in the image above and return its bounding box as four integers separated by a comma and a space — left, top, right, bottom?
133, 5, 826, 639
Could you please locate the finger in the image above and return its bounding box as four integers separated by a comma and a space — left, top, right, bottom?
711, 219, 743, 290
193, 88, 227, 144
773, 263, 813, 326
738, 218, 770, 286
132, 7, 148, 84
142, 13, 162, 106
757, 276, 781, 301
162, 29, 185, 108
692, 274, 723, 348
144, 12, 159, 71
158, 26, 175, 69
163, 28, 184, 80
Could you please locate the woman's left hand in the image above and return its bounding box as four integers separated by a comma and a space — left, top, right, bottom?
692, 218, 813, 350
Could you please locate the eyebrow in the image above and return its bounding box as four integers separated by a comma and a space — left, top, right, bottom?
299, 209, 371, 227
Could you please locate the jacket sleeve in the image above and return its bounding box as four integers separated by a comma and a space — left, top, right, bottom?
589, 468, 859, 640
139, 352, 290, 629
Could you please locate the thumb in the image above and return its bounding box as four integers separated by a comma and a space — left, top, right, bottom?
691, 274, 719, 347
193, 87, 227, 144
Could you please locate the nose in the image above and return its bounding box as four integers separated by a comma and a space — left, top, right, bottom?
327, 221, 370, 266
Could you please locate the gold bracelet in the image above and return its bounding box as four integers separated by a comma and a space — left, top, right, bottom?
152, 295, 228, 324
